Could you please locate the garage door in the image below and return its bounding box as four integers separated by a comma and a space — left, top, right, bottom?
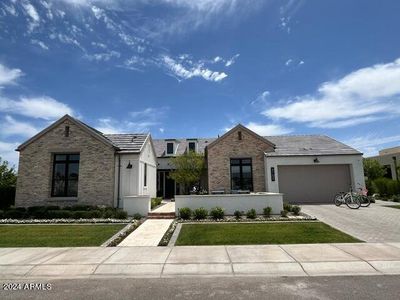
278, 165, 351, 204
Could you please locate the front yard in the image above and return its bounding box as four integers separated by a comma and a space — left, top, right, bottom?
0, 224, 125, 247
175, 222, 361, 245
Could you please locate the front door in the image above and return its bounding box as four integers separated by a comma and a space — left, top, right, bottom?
165, 172, 175, 199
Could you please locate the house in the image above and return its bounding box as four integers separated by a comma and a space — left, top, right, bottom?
367, 146, 400, 180
15, 116, 365, 211
15, 115, 157, 211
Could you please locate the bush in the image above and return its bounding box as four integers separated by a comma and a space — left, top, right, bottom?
283, 203, 293, 212
292, 205, 301, 216
71, 211, 89, 219
210, 206, 224, 220
102, 208, 115, 218
281, 210, 288, 217
392, 195, 400, 202
151, 197, 163, 209
373, 178, 400, 197
4, 209, 26, 219
263, 207, 272, 218
193, 207, 208, 220
48, 210, 73, 219
234, 210, 242, 220
69, 205, 96, 211
133, 213, 142, 220
0, 186, 16, 210
178, 207, 192, 220
246, 209, 257, 219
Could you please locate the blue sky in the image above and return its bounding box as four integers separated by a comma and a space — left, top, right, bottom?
1, 0, 400, 167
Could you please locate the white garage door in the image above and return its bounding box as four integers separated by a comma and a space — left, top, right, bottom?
278, 165, 351, 204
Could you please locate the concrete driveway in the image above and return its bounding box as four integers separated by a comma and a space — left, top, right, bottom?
301, 200, 400, 242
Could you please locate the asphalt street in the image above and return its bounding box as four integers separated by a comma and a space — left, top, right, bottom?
1, 275, 400, 300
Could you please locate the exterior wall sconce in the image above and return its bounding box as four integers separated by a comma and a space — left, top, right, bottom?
126, 161, 132, 169
313, 157, 320, 163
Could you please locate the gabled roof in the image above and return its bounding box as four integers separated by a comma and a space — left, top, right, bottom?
104, 134, 150, 153
264, 135, 362, 156
206, 124, 276, 149
17, 115, 116, 151
153, 138, 216, 157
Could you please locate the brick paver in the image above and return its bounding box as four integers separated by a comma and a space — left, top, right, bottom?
301, 201, 400, 242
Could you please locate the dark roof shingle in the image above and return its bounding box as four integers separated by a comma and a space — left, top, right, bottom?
104, 134, 148, 153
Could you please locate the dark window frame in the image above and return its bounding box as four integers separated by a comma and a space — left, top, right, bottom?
166, 142, 174, 155
144, 163, 147, 187
51, 153, 80, 197
230, 158, 253, 191
188, 142, 196, 152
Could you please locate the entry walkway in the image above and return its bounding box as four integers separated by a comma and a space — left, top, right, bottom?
118, 219, 173, 246
1, 243, 400, 278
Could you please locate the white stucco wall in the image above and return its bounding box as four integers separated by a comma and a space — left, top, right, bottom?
123, 195, 151, 216
139, 138, 157, 198
175, 193, 283, 215
114, 154, 140, 207
264, 155, 365, 193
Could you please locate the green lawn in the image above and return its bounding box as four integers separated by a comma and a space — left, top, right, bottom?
175, 222, 361, 245
387, 205, 400, 209
0, 224, 126, 247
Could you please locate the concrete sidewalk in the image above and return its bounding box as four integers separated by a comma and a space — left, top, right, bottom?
1, 243, 400, 279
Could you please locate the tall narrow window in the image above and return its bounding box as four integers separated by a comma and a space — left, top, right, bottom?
144, 163, 147, 187
64, 126, 70, 137
52, 154, 80, 197
188, 142, 196, 152
166, 142, 174, 155
230, 158, 253, 191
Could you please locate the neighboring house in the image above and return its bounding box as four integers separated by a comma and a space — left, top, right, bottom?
368, 146, 400, 180
15, 117, 364, 208
15, 115, 157, 208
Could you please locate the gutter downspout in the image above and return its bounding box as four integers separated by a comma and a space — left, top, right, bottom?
117, 154, 121, 208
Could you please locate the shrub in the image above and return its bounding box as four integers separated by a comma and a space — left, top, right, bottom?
151, 197, 163, 209
373, 178, 400, 197
234, 210, 242, 220
102, 208, 115, 218
178, 207, 192, 220
4, 209, 26, 219
263, 207, 272, 218
71, 211, 89, 219
210, 206, 225, 220
0, 209, 3, 218
133, 213, 142, 220
291, 205, 301, 216
48, 210, 73, 219
392, 195, 400, 202
246, 209, 257, 219
69, 205, 96, 211
283, 203, 293, 212
281, 210, 288, 217
114, 209, 128, 219
193, 207, 208, 220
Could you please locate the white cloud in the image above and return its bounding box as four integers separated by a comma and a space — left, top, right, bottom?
85, 50, 120, 61
345, 134, 400, 157
250, 90, 270, 106
31, 39, 49, 50
264, 57, 400, 128
22, 2, 40, 32
0, 96, 74, 120
285, 59, 293, 66
163, 55, 227, 82
225, 54, 240, 67
244, 122, 293, 136
0, 115, 39, 137
159, 127, 165, 133
0, 140, 20, 168
299, 60, 304, 65
0, 64, 23, 86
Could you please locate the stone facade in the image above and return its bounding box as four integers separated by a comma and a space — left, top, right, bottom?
15, 118, 116, 207
207, 126, 274, 193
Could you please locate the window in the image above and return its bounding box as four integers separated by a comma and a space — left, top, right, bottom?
230, 158, 253, 191
238, 131, 242, 140
64, 126, 70, 137
271, 167, 275, 181
144, 163, 147, 187
188, 142, 196, 152
51, 154, 80, 197
166, 142, 174, 155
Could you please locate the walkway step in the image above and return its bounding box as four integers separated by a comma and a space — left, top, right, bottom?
148, 212, 176, 219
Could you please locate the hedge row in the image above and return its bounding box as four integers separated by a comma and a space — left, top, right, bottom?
0, 205, 128, 220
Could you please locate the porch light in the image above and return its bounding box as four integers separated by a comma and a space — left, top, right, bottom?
313, 157, 320, 163
126, 161, 133, 169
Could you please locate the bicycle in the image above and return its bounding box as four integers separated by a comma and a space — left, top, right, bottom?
354, 187, 371, 207
334, 187, 361, 209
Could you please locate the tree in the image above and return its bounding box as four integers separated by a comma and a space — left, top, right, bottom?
0, 157, 17, 188
169, 151, 205, 194
363, 158, 385, 180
